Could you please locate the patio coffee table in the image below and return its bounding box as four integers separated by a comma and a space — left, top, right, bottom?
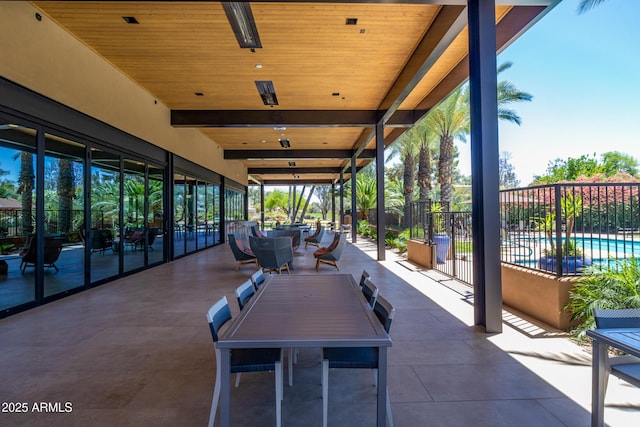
216, 273, 392, 426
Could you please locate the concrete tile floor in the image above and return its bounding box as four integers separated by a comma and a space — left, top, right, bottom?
0, 232, 639, 426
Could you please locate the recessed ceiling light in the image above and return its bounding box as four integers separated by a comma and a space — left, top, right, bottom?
260, 140, 266, 144
274, 127, 286, 131
332, 92, 340, 97
255, 64, 263, 69
323, 141, 328, 145
195, 92, 204, 97
360, 29, 366, 34
122, 16, 139, 24
346, 18, 358, 25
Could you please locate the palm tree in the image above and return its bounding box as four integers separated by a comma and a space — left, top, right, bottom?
426, 86, 469, 211
414, 120, 438, 201
354, 168, 377, 221
578, 0, 608, 14
17, 152, 35, 234
427, 61, 532, 211
387, 133, 417, 226
57, 159, 76, 234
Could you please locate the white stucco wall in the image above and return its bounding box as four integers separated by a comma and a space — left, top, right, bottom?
0, 1, 247, 184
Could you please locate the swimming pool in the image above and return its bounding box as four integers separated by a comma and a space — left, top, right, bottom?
507, 236, 640, 269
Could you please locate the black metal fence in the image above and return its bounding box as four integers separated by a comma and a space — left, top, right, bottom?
500, 183, 640, 276
408, 199, 474, 285
407, 182, 640, 283
0, 209, 97, 237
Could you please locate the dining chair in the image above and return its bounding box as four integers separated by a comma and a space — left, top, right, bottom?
593, 308, 640, 395
251, 269, 266, 290
235, 279, 255, 311
359, 270, 370, 288
361, 278, 379, 308
321, 294, 395, 427
206, 296, 283, 427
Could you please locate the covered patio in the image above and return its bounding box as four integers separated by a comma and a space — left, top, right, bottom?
1, 233, 638, 426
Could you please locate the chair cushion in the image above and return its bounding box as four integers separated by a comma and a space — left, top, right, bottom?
611, 364, 640, 387
323, 347, 378, 369
230, 348, 281, 373
314, 248, 330, 257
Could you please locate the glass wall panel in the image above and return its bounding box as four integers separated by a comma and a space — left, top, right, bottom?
197, 181, 207, 249
213, 185, 221, 245
90, 149, 120, 282
224, 187, 245, 236
205, 184, 215, 247
148, 163, 164, 265
184, 175, 197, 254
173, 174, 186, 257
123, 159, 145, 273
0, 123, 37, 311
43, 133, 85, 297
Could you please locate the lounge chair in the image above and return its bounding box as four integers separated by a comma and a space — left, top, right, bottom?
228, 233, 258, 271
79, 227, 114, 255
304, 225, 324, 249
313, 232, 346, 271
20, 236, 64, 274
249, 236, 293, 274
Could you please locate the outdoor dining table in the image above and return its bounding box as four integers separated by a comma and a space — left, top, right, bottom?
215, 273, 392, 426
586, 327, 640, 427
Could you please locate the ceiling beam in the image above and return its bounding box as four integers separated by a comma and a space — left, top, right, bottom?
413, 5, 548, 114
250, 167, 339, 174
260, 179, 334, 185
248, 166, 364, 175
224, 149, 376, 160
345, 5, 467, 168
171, 110, 407, 127
378, 5, 467, 120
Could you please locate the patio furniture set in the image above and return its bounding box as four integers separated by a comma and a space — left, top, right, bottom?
206, 272, 394, 427
228, 224, 347, 273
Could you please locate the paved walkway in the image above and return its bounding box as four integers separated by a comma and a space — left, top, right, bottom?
0, 232, 638, 426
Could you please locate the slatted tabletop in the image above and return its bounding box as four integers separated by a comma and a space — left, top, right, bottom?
586, 328, 640, 357
216, 273, 392, 427
218, 274, 391, 349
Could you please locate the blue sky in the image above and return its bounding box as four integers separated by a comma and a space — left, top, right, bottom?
457, 0, 640, 186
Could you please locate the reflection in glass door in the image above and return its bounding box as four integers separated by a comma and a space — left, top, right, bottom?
44, 133, 85, 297
173, 174, 186, 257
90, 149, 120, 283
0, 123, 37, 311
148, 164, 164, 265
185, 176, 197, 254
123, 159, 146, 273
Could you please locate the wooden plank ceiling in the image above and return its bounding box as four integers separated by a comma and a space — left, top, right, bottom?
32, 1, 553, 185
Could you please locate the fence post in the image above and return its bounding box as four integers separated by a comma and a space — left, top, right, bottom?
554, 185, 563, 277
449, 211, 456, 277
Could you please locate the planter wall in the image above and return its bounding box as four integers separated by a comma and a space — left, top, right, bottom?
407, 239, 435, 269
502, 263, 580, 330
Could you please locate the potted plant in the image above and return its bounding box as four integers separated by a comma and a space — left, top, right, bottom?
535, 193, 591, 274
431, 202, 450, 264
